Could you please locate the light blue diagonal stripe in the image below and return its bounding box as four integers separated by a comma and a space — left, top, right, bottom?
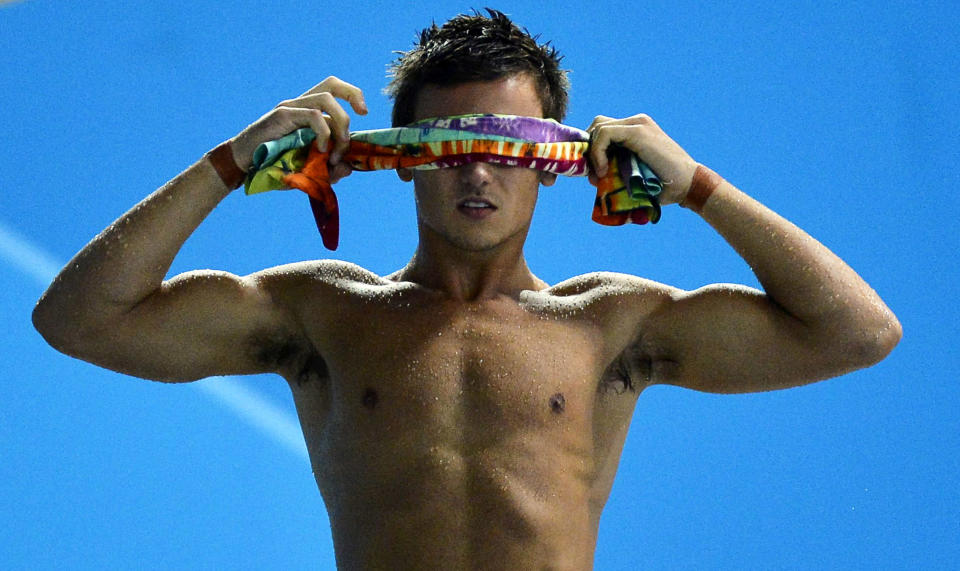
0, 219, 308, 461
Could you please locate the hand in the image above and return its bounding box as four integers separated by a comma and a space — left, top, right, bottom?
230, 76, 368, 183
587, 114, 698, 206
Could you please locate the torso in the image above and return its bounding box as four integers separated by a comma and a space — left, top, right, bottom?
260, 261, 665, 570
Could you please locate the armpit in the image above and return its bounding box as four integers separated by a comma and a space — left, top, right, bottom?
599, 349, 650, 395
248, 331, 329, 387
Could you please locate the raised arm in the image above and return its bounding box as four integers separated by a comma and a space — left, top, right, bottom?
33, 77, 367, 382
588, 114, 901, 393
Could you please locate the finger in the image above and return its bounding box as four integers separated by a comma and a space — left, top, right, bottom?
590, 124, 646, 176
305, 109, 332, 149
589, 125, 614, 176
278, 91, 349, 122
314, 92, 352, 141
287, 93, 360, 159
586, 116, 618, 176
586, 114, 616, 133
626, 113, 656, 127
265, 105, 328, 147
343, 88, 368, 116
314, 96, 354, 161
300, 76, 368, 115
298, 76, 348, 97
278, 94, 350, 158
587, 113, 656, 133
322, 116, 350, 163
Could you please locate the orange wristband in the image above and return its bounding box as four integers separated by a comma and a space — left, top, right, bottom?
681, 164, 724, 213
206, 140, 247, 190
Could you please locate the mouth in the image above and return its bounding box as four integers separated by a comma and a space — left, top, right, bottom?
457, 198, 498, 219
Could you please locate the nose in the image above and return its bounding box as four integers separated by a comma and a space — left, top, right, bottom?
457, 160, 494, 190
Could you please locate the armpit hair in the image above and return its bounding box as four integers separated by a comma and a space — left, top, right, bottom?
248, 331, 328, 388
600, 352, 638, 395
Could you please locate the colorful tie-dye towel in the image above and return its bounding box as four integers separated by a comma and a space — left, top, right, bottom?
245, 114, 661, 250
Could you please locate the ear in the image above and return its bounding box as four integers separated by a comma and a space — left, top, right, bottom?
396, 167, 413, 182
539, 172, 558, 187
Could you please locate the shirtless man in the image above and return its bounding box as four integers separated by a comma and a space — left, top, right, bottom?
33, 10, 900, 570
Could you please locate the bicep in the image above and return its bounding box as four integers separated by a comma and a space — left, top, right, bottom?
640, 284, 838, 393
85, 270, 297, 382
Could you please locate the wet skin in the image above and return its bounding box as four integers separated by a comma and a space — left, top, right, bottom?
33, 72, 900, 570
258, 76, 660, 569
262, 263, 661, 570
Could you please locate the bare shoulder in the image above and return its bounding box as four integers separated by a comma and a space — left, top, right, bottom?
520, 272, 679, 366
237, 259, 402, 378
528, 271, 677, 309
253, 258, 387, 287
247, 258, 415, 329
249, 258, 405, 302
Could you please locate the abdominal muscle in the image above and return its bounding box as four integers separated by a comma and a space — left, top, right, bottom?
284, 281, 642, 570
320, 429, 598, 570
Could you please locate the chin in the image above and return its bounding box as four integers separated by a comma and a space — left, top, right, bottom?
446, 233, 503, 252
419, 215, 529, 253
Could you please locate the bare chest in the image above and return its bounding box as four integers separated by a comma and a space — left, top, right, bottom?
317, 299, 606, 437
281, 286, 647, 565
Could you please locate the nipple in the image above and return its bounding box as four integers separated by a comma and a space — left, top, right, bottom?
362, 388, 379, 410
549, 393, 566, 414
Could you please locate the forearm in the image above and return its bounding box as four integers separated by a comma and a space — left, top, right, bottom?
588, 115, 900, 387
34, 150, 234, 336
691, 173, 901, 355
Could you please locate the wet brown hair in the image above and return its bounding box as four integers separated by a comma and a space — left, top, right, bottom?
385, 8, 569, 127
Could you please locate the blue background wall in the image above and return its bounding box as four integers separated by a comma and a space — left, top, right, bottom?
2, 1, 957, 568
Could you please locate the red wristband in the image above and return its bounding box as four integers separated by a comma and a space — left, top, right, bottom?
206, 140, 247, 190
681, 164, 724, 213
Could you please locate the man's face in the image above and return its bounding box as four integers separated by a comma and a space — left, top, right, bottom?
400, 74, 556, 253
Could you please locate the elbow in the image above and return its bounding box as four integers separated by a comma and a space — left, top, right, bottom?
840, 308, 903, 370
873, 310, 903, 362
32, 291, 95, 358
34, 295, 134, 376
32, 295, 72, 355
33, 293, 58, 345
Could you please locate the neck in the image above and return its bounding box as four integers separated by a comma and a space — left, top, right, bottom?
398, 227, 547, 302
